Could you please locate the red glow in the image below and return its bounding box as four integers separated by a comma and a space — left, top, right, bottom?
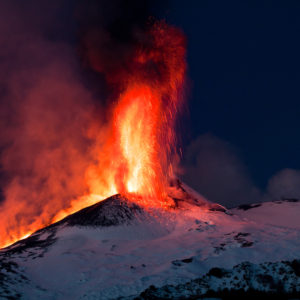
0, 21, 186, 248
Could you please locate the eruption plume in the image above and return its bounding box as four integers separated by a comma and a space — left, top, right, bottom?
85, 21, 186, 206
0, 1, 186, 248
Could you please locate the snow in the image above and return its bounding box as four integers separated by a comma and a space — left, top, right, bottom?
1, 192, 300, 299
231, 200, 300, 228
133, 260, 300, 299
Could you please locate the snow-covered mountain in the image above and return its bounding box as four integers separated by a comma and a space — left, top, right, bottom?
1, 182, 300, 299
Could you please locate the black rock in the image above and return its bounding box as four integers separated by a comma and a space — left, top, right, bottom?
237, 203, 262, 211
60, 194, 145, 227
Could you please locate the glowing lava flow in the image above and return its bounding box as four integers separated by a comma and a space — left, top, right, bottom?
80, 21, 187, 209
114, 85, 166, 201
0, 21, 186, 249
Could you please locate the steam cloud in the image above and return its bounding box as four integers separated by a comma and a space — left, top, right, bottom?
181, 134, 300, 207
265, 169, 300, 201
181, 134, 261, 208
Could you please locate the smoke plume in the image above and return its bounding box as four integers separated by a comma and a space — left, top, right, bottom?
181, 134, 261, 208
181, 134, 300, 207
265, 168, 300, 201
0, 0, 175, 246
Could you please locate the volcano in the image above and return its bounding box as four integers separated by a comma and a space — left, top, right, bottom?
1, 2, 299, 299
1, 181, 300, 299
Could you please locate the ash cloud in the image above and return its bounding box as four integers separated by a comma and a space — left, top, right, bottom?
0, 0, 165, 243
0, 0, 95, 239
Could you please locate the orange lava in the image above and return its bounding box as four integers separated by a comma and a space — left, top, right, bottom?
0, 21, 186, 249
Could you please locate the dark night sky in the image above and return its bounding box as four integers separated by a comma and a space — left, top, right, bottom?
156, 0, 300, 205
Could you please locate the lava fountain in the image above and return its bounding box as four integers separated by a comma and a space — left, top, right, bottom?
0, 21, 186, 248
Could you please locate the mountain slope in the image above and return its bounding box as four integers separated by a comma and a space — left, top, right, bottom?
130, 259, 300, 299
0, 187, 300, 299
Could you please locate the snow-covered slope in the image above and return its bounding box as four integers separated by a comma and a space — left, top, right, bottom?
1, 185, 300, 299
232, 198, 300, 228
130, 260, 300, 299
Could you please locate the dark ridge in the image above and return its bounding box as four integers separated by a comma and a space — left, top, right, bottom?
132, 260, 300, 300
208, 203, 227, 212
283, 198, 299, 202
236, 199, 300, 210
58, 194, 144, 227
236, 203, 262, 211
171, 257, 194, 267
274, 198, 300, 204
181, 257, 193, 263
